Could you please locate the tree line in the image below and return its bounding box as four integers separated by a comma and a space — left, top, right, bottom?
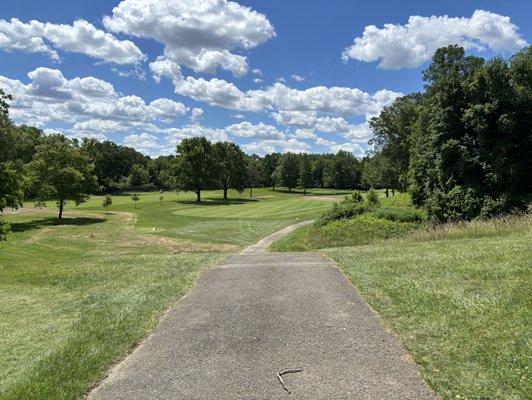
0, 88, 365, 236
365, 45, 531, 221
1, 44, 530, 238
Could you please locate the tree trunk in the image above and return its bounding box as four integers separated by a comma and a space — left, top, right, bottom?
392, 188, 395, 196
196, 190, 201, 202
250, 186, 253, 198
304, 187, 306, 195
288, 187, 291, 192
223, 186, 228, 200
385, 188, 389, 198
272, 183, 275, 191
58, 199, 64, 219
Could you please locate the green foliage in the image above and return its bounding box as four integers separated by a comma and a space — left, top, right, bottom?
131, 193, 140, 208
29, 135, 98, 219
274, 153, 300, 191
102, 195, 112, 213
323, 151, 362, 189
351, 190, 364, 203
176, 137, 218, 202
316, 200, 369, 226
273, 213, 421, 251
246, 157, 262, 197
275, 191, 426, 251
0, 218, 9, 241
369, 93, 421, 191
298, 155, 313, 194
370, 45, 532, 222
80, 138, 149, 192
366, 188, 380, 206
373, 206, 425, 223
0, 162, 24, 212
260, 153, 280, 189
417, 46, 531, 220
213, 141, 248, 199
128, 164, 150, 187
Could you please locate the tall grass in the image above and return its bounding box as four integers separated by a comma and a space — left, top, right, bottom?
404, 211, 531, 242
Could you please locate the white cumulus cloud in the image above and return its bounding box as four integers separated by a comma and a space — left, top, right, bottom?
0, 18, 145, 64
342, 10, 527, 69
104, 0, 275, 76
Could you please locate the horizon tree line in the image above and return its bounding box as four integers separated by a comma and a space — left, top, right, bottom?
1, 44, 530, 239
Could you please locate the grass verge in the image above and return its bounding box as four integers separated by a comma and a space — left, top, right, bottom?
323, 214, 532, 399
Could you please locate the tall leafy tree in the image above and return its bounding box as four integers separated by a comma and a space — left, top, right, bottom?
323, 151, 361, 190
369, 93, 421, 191
407, 45, 532, 220
275, 153, 300, 191
0, 89, 25, 240
129, 164, 150, 187
298, 155, 313, 195
311, 157, 327, 188
213, 142, 248, 200
30, 134, 98, 219
0, 162, 24, 240
361, 153, 397, 196
246, 157, 262, 198
80, 139, 148, 191
176, 137, 217, 202
261, 153, 280, 190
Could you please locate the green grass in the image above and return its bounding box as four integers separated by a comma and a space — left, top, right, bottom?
0, 188, 334, 399
272, 192, 425, 251
324, 214, 532, 399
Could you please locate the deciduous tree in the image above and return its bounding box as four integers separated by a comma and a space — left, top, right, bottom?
176, 137, 217, 202
274, 153, 300, 191
29, 134, 98, 219
213, 142, 247, 200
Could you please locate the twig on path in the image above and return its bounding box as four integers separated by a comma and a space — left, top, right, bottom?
276, 368, 302, 394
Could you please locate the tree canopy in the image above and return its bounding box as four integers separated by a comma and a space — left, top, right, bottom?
176, 137, 218, 202
30, 135, 98, 219
213, 141, 248, 200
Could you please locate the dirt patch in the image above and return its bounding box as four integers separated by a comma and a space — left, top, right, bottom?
2, 207, 49, 215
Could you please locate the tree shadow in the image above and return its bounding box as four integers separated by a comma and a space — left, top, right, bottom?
9, 216, 105, 233
175, 198, 258, 206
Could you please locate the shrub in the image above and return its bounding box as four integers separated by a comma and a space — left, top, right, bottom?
366, 188, 380, 207
316, 201, 369, 226
373, 207, 426, 223
351, 190, 364, 203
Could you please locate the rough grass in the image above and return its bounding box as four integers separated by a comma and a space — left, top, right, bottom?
0, 188, 334, 400
323, 214, 532, 399
271, 192, 425, 251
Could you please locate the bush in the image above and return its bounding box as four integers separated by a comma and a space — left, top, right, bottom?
373, 207, 426, 223
351, 190, 364, 203
316, 201, 369, 226
0, 217, 10, 241
478, 195, 510, 219
366, 188, 380, 207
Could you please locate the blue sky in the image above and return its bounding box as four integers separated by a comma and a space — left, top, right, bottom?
0, 0, 530, 156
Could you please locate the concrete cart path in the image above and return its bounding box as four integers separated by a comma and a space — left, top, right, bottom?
88, 227, 437, 400
240, 220, 313, 254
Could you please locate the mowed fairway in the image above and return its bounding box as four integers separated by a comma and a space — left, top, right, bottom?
0, 188, 334, 400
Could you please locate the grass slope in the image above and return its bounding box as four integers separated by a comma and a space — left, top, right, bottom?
272, 192, 424, 251
0, 188, 334, 400
324, 215, 532, 399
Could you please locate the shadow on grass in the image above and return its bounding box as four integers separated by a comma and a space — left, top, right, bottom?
176, 198, 258, 206
10, 216, 105, 233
